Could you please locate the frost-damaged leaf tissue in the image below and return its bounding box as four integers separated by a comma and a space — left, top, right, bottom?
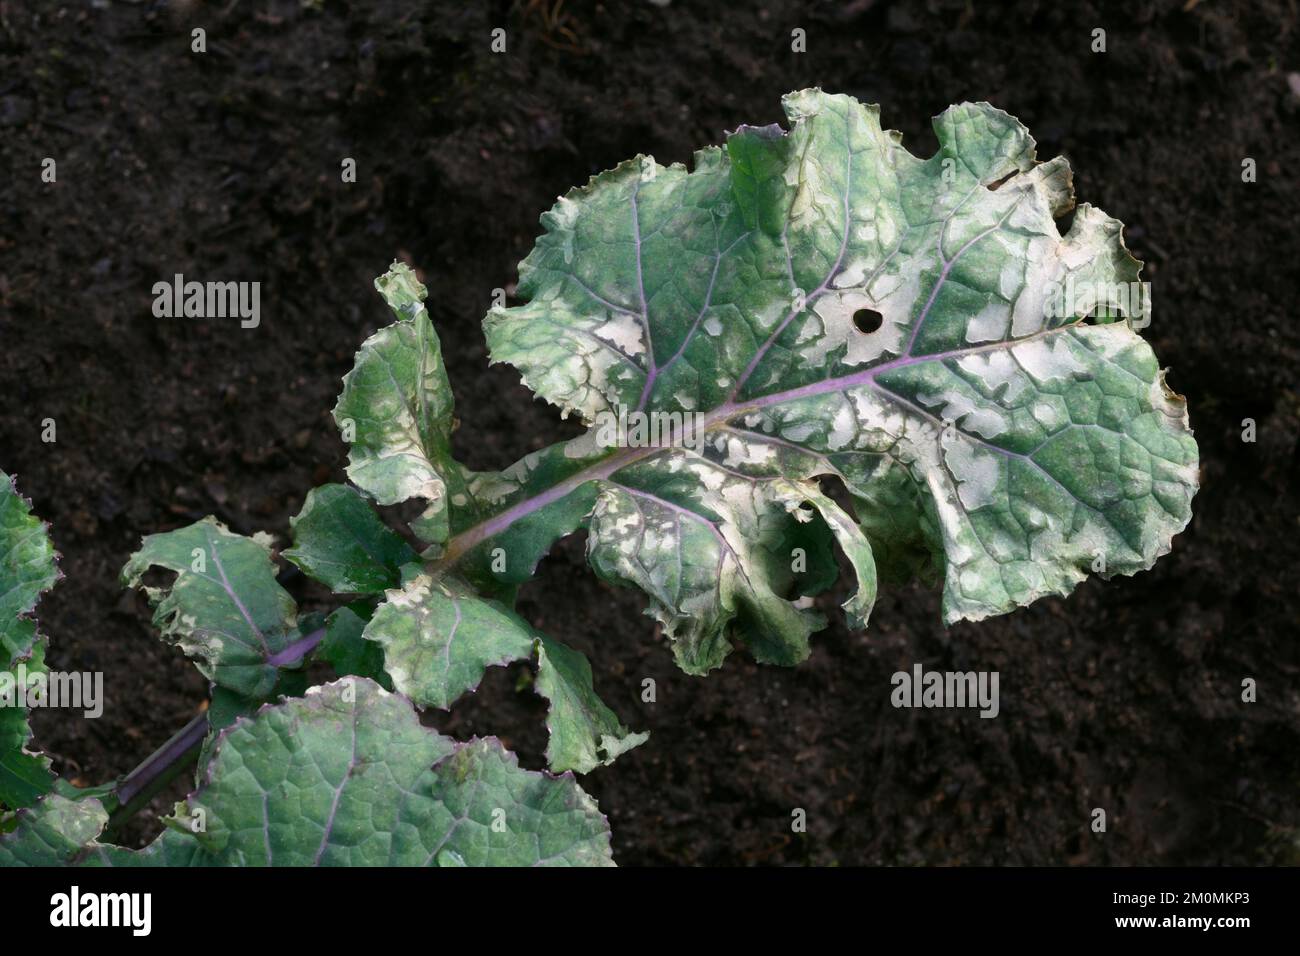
0, 91, 1196, 866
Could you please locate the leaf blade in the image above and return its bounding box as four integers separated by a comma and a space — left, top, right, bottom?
362, 574, 535, 710
121, 517, 299, 697
0, 471, 59, 808
284, 483, 416, 594
467, 91, 1197, 649
535, 637, 647, 774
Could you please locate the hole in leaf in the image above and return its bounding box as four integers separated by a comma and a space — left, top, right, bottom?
852, 308, 883, 334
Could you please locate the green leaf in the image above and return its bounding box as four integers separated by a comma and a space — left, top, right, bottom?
0, 791, 206, 867
8, 680, 615, 867
397, 91, 1195, 670
584, 467, 829, 673
95, 678, 613, 866
285, 483, 417, 594
121, 517, 301, 697
196, 695, 242, 784
0, 793, 107, 866
0, 471, 58, 667
0, 642, 54, 809
85, 825, 211, 867
333, 262, 477, 545
418, 736, 612, 865
316, 604, 392, 689
362, 574, 535, 709
783, 480, 878, 630
535, 637, 647, 774
195, 667, 311, 782
0, 471, 58, 808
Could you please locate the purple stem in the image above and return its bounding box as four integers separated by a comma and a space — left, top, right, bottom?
112, 712, 208, 810
266, 625, 326, 667
110, 625, 327, 822
431, 320, 1079, 572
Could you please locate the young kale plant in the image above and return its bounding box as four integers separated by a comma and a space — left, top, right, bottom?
0, 91, 1197, 866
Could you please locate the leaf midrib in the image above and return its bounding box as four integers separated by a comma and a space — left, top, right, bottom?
431, 319, 1089, 571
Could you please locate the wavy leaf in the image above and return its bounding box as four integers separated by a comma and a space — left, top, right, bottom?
354, 91, 1195, 674
316, 604, 391, 688
333, 263, 478, 544
0, 471, 58, 666
0, 471, 58, 808
0, 793, 107, 865
121, 517, 302, 698
285, 483, 416, 594
57, 678, 613, 867
535, 637, 647, 774
362, 574, 535, 709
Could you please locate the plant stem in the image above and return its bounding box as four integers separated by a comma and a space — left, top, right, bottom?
430, 320, 1081, 573
104, 626, 326, 834
104, 711, 207, 837
267, 626, 326, 666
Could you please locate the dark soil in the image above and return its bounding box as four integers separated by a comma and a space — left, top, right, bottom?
2, 0, 1297, 865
